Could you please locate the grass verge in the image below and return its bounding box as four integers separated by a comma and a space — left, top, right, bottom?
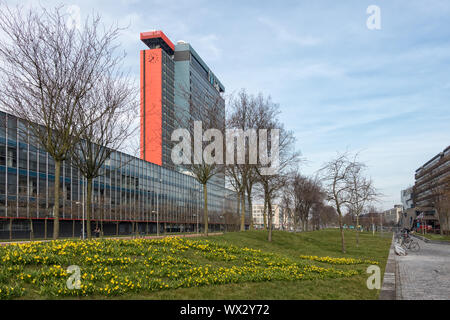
0, 229, 392, 300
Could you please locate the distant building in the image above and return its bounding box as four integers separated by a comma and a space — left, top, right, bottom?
252, 204, 290, 230
383, 205, 403, 225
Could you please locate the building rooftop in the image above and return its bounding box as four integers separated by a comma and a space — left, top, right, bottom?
140, 30, 175, 55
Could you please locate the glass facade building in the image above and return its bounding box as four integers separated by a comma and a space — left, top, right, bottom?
0, 30, 251, 239
0, 111, 242, 239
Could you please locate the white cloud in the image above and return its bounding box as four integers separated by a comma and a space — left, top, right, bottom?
257, 16, 322, 46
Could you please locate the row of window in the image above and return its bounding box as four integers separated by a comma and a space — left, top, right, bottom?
0, 112, 238, 222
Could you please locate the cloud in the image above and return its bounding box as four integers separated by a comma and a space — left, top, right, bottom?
191, 34, 222, 61
257, 16, 322, 46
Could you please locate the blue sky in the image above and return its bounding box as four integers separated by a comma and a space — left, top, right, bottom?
8, 0, 450, 209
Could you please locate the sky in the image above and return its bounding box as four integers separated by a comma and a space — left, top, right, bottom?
4, 0, 450, 209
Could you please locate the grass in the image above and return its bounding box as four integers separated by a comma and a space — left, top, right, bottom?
415, 232, 450, 242
132, 229, 391, 300
0, 229, 392, 300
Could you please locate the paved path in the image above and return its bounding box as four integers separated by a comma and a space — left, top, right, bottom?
396, 238, 450, 300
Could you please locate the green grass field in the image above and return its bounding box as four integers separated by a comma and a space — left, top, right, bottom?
133, 229, 392, 300
415, 232, 450, 242
0, 229, 392, 300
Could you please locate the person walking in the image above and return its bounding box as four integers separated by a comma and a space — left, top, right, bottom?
94, 226, 100, 238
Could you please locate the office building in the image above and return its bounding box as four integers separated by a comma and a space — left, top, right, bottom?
0, 30, 243, 239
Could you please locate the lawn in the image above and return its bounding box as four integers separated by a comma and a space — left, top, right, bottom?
0, 229, 392, 300
414, 232, 450, 242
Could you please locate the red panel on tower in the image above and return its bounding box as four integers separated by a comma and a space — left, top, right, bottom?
140, 48, 162, 166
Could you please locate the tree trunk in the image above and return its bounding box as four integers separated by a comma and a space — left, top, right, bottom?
293, 209, 298, 231
203, 183, 208, 236
44, 218, 47, 240
101, 202, 104, 238
356, 214, 360, 247
86, 177, 93, 239
53, 160, 61, 239
29, 218, 34, 240
236, 191, 241, 230
72, 219, 75, 238
371, 217, 374, 236
263, 194, 267, 230
337, 206, 346, 253
247, 189, 253, 230
267, 198, 273, 242
240, 190, 246, 231
9, 218, 12, 240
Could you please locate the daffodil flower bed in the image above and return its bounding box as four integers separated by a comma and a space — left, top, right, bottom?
0, 237, 367, 299
299, 255, 379, 265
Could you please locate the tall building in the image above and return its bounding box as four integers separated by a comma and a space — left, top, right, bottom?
412, 145, 450, 231
139, 30, 225, 172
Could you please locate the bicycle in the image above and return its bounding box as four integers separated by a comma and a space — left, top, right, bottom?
401, 236, 420, 252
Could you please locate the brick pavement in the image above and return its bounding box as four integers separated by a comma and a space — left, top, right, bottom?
396, 238, 450, 300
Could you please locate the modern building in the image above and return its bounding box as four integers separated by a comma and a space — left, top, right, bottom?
0, 30, 245, 239
411, 145, 450, 231
139, 31, 224, 173
414, 146, 450, 207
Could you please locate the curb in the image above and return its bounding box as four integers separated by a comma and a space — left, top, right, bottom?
379, 234, 396, 300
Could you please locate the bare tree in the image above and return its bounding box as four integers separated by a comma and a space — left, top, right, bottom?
225, 90, 267, 231
318, 205, 339, 229
256, 123, 299, 242
345, 159, 379, 246
319, 152, 353, 253
290, 172, 324, 232
0, 3, 124, 239
173, 87, 225, 236
70, 73, 138, 239
225, 165, 247, 231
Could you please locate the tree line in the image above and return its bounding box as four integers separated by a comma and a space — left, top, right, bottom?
0, 3, 137, 239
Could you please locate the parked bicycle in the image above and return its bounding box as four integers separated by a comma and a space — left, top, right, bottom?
400, 234, 420, 252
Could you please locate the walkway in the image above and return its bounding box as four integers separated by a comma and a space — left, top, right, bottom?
396, 238, 450, 300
